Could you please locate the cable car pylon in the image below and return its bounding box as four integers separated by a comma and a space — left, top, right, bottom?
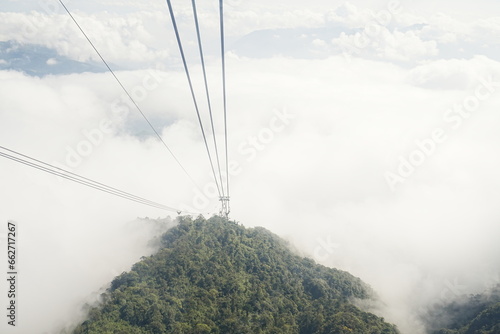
219, 196, 230, 220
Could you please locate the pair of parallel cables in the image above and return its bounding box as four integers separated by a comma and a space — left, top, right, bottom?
0, 146, 195, 213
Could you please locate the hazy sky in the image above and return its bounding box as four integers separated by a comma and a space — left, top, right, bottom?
1, 1, 500, 333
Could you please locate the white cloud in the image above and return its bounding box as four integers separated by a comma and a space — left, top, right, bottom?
376, 29, 438, 61
0, 52, 496, 334
407, 56, 500, 89
325, 2, 379, 29
2, 2, 500, 334
416, 14, 500, 50
311, 38, 327, 48
46, 57, 57, 65
332, 27, 439, 63
0, 11, 170, 67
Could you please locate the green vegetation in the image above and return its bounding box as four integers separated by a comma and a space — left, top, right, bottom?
72, 216, 399, 334
426, 286, 500, 334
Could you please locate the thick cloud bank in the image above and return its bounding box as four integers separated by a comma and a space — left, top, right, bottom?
1, 1, 500, 333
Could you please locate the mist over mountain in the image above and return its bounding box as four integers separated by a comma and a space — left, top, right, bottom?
69, 216, 399, 334
422, 285, 500, 334
2, 2, 500, 334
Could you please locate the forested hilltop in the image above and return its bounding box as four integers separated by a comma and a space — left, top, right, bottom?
72, 216, 399, 334
425, 285, 500, 334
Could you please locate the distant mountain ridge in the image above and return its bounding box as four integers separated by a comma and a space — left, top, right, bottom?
70, 216, 399, 334
0, 40, 106, 76
424, 285, 500, 334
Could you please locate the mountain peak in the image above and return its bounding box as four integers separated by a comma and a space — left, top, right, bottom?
72, 216, 399, 333
0, 40, 106, 76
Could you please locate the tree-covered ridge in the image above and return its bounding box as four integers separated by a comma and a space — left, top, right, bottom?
73, 216, 399, 334
427, 285, 500, 334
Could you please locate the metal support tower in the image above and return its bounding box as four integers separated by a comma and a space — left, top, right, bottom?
219, 196, 230, 219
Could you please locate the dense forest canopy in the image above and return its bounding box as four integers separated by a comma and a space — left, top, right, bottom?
424, 285, 500, 334
71, 216, 399, 334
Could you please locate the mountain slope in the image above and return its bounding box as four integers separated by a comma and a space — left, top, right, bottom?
72, 216, 399, 334
0, 41, 106, 76
426, 286, 500, 334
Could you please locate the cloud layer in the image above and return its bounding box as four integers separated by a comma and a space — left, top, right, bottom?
1, 2, 500, 334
